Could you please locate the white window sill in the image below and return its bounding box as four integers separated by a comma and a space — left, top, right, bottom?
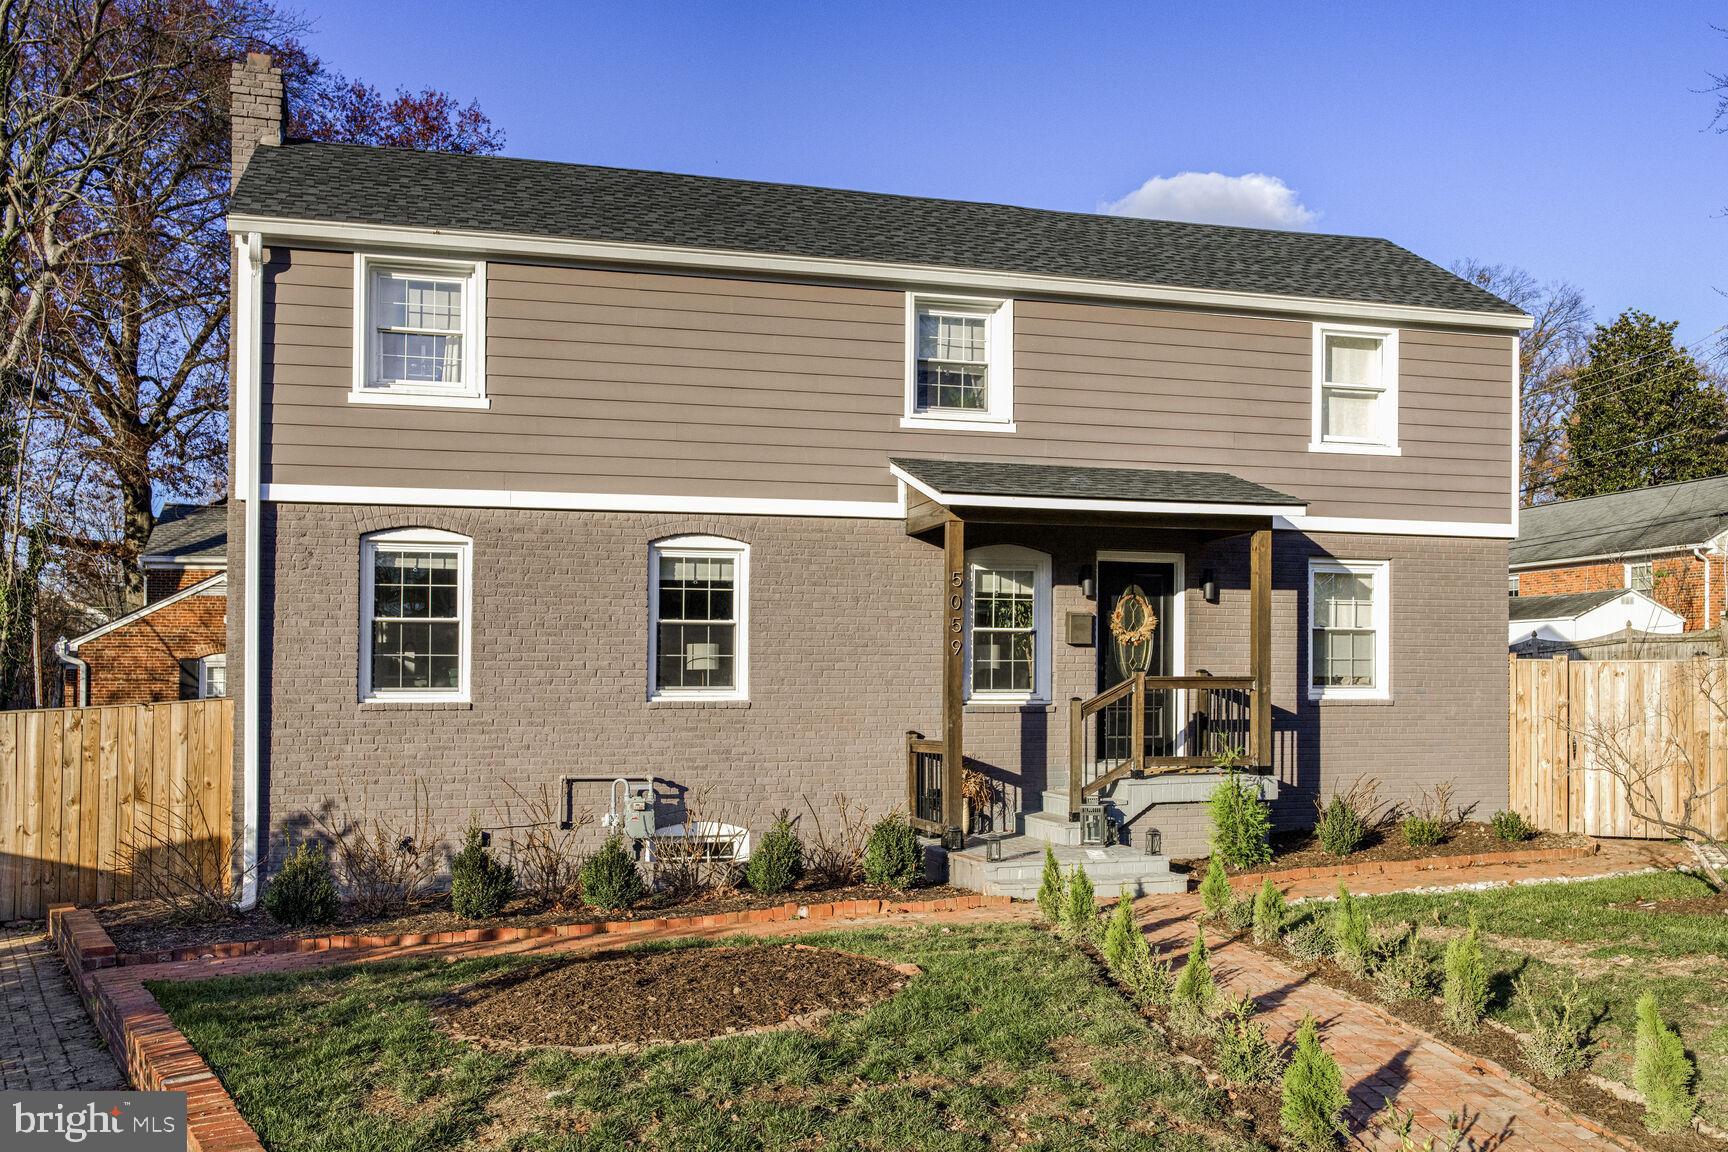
1308, 688, 1393, 704
900, 415, 1017, 434
649, 695, 750, 708
965, 700, 1053, 713
349, 389, 491, 410
360, 695, 473, 710
1308, 440, 1401, 456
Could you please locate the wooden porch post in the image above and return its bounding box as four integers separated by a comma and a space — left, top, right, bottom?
942, 517, 965, 832
1249, 526, 1273, 768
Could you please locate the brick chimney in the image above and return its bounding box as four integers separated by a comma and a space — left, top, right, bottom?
229, 52, 282, 190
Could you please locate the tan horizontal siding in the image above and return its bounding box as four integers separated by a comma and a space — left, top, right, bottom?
259, 248, 1515, 524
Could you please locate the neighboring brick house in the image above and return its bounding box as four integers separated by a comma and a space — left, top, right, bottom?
220, 54, 1530, 899
59, 503, 228, 705
1512, 475, 1728, 632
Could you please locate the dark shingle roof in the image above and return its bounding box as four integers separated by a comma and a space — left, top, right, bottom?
233, 142, 1524, 317
143, 502, 226, 562
890, 458, 1302, 508
1512, 476, 1728, 567
1508, 590, 1643, 622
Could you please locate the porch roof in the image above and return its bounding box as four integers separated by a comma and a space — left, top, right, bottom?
888, 457, 1307, 518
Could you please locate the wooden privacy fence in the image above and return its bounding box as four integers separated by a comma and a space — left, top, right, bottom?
0, 699, 233, 921
1509, 655, 1728, 841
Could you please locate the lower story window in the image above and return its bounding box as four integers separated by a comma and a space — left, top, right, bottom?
1309, 559, 1389, 700
966, 545, 1051, 703
651, 536, 749, 699
361, 529, 472, 701
178, 654, 226, 700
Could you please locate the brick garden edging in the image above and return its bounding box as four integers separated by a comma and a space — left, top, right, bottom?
48, 892, 1009, 1152
96, 892, 1005, 967
1225, 841, 1599, 893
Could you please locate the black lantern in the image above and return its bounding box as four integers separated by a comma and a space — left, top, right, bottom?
1080, 803, 1108, 846
941, 826, 964, 851
985, 835, 1003, 862
1143, 827, 1162, 856
1201, 569, 1219, 604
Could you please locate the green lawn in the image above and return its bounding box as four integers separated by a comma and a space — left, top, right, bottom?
1295, 871, 1728, 1127
151, 924, 1262, 1152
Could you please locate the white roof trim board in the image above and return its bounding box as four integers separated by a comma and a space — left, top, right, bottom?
66, 572, 227, 650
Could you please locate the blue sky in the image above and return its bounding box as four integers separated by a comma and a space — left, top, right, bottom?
299, 1, 1728, 344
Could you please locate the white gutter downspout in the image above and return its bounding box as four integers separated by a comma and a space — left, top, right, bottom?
53, 639, 89, 707
237, 230, 263, 909
1695, 547, 1714, 631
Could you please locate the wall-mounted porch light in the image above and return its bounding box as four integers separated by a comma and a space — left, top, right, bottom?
1078, 564, 1095, 601
1200, 569, 1219, 604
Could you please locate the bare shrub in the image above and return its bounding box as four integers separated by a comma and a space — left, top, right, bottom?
117, 783, 244, 924
496, 782, 592, 907
1314, 775, 1386, 857
801, 793, 871, 887
648, 795, 743, 899
308, 782, 442, 917
1401, 780, 1460, 847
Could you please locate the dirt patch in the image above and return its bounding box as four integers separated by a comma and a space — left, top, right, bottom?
97, 881, 971, 955
434, 944, 913, 1052
1610, 892, 1728, 917
1417, 923, 1728, 983
1175, 822, 1593, 877
1236, 930, 1727, 1152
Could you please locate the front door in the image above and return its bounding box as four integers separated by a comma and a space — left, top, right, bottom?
1097, 560, 1177, 764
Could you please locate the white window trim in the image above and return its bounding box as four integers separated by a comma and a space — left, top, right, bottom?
648, 535, 750, 701
350, 253, 489, 408
964, 544, 1051, 705
1309, 322, 1400, 455
196, 653, 227, 700
1307, 558, 1391, 702
901, 292, 1015, 432
1625, 560, 1655, 595
359, 527, 474, 703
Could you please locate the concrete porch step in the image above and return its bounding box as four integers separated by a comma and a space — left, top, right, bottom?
945, 835, 1189, 900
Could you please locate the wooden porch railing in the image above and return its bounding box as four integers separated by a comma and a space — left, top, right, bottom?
904, 731, 947, 835
1067, 673, 1261, 818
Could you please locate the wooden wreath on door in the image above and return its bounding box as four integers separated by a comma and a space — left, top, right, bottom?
1109, 584, 1158, 675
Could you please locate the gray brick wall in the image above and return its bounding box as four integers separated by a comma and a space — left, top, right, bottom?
238, 505, 1508, 873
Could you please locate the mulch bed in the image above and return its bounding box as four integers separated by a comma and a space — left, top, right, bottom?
434, 945, 912, 1051
1233, 927, 1726, 1152
97, 881, 972, 955
1176, 822, 1593, 876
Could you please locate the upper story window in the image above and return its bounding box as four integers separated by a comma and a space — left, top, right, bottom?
902, 294, 1015, 433
1308, 559, 1390, 701
1310, 323, 1399, 455
360, 528, 473, 703
966, 544, 1051, 704
1627, 561, 1655, 596
352, 254, 488, 408
650, 536, 749, 701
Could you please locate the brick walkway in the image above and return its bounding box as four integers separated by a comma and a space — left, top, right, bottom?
1, 927, 124, 1092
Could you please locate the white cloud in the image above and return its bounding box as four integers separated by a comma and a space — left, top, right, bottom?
1100, 171, 1319, 230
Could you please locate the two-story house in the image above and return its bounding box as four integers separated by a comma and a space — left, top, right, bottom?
223, 55, 1528, 900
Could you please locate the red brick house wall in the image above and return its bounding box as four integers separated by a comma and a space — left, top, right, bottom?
1517, 551, 1725, 631
70, 568, 227, 705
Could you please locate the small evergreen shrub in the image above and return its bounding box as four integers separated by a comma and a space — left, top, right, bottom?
1284, 919, 1332, 963
1442, 918, 1490, 1032
450, 819, 516, 920
862, 815, 923, 888
1214, 994, 1284, 1086
1314, 789, 1371, 857
1125, 940, 1175, 1008
1252, 877, 1287, 945
1281, 1014, 1347, 1152
1633, 992, 1697, 1134
1208, 769, 1273, 868
1490, 809, 1535, 843
1329, 883, 1373, 978
1063, 867, 1099, 943
745, 810, 804, 894
1170, 927, 1216, 1036
1101, 887, 1138, 973
1224, 895, 1255, 933
580, 835, 644, 912
262, 842, 338, 927
1514, 972, 1591, 1080
1370, 928, 1434, 1003
1401, 817, 1446, 848
1036, 843, 1064, 925
1198, 855, 1233, 920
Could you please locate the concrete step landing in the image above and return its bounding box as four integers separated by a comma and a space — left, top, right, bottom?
945, 835, 1188, 900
